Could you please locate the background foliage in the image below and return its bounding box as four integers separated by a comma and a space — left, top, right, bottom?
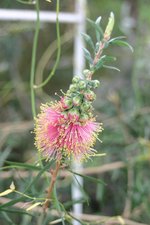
0, 0, 150, 224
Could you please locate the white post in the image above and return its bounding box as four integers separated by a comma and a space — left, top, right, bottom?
72, 0, 86, 224
0, 9, 81, 23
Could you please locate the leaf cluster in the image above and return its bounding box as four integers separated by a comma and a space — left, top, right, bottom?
82, 16, 133, 74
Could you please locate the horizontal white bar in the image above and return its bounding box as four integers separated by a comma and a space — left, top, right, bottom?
0, 9, 82, 23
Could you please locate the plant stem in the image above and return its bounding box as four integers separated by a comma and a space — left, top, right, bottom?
53, 184, 66, 225
43, 161, 61, 211
30, 0, 40, 118
93, 42, 105, 66
34, 0, 61, 89
88, 37, 108, 80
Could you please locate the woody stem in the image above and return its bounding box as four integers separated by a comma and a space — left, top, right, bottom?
43, 161, 61, 211
88, 35, 110, 80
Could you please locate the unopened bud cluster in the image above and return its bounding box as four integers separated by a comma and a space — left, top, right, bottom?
61, 76, 100, 123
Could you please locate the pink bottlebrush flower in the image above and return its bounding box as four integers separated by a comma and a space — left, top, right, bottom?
34, 102, 102, 161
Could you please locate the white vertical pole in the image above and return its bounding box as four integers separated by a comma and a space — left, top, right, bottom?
72, 0, 86, 224
73, 0, 86, 78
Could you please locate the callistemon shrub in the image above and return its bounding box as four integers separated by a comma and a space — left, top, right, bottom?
34, 76, 103, 161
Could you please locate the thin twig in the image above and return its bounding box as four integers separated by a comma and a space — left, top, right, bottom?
87, 26, 112, 80
43, 161, 61, 211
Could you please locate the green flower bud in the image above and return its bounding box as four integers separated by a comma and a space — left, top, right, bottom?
69, 84, 78, 92
87, 112, 93, 118
79, 80, 87, 89
79, 114, 89, 123
87, 80, 99, 88
66, 90, 72, 96
81, 102, 91, 111
72, 76, 80, 83
73, 95, 82, 106
94, 80, 100, 88
83, 70, 90, 76
83, 69, 92, 80
68, 107, 80, 122
84, 90, 96, 101
61, 97, 73, 109
104, 12, 114, 41
91, 80, 100, 88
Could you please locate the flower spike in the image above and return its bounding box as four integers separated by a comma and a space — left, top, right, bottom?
34, 76, 103, 162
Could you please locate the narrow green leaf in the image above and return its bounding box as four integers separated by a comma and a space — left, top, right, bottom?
94, 55, 106, 70
1, 208, 32, 216
24, 160, 53, 192
81, 33, 95, 51
73, 174, 89, 204
83, 47, 93, 64
96, 29, 101, 42
68, 212, 86, 225
95, 42, 100, 53
95, 17, 102, 42
95, 16, 102, 25
103, 65, 120, 72
5, 161, 41, 171
63, 198, 86, 208
109, 36, 126, 43
69, 170, 106, 185
16, 0, 35, 5
94, 55, 116, 71
0, 196, 25, 209
110, 40, 133, 52
0, 147, 11, 167
1, 212, 16, 225
103, 55, 116, 62
87, 18, 103, 42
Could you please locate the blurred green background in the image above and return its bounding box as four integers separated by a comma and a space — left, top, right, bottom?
0, 0, 150, 224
